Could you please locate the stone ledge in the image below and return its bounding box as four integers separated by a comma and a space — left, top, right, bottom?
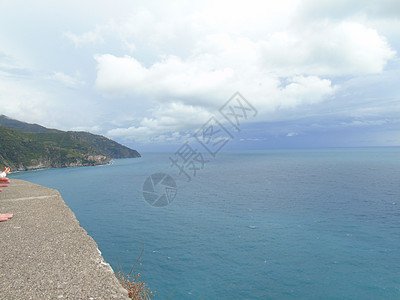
0, 179, 129, 299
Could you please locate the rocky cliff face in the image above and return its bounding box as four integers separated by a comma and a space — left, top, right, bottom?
8, 155, 111, 171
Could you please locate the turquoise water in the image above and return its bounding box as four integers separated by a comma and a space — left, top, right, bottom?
10, 148, 400, 299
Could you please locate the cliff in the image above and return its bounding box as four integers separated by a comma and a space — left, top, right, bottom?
0, 115, 140, 171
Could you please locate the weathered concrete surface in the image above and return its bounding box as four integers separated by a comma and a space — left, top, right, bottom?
0, 179, 129, 299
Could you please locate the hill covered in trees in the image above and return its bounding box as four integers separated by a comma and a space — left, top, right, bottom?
0, 115, 140, 171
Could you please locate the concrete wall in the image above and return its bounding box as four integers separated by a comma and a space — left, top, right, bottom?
0, 179, 129, 299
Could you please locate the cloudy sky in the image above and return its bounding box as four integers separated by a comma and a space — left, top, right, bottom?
0, 0, 399, 151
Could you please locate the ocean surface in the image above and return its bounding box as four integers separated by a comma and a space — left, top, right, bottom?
10, 148, 400, 299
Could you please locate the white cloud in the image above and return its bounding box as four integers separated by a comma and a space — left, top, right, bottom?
47, 71, 83, 88
95, 49, 337, 143
280, 76, 335, 108
94, 53, 235, 105
260, 22, 396, 76
93, 46, 336, 114
286, 132, 299, 137
94, 16, 394, 104
107, 102, 211, 143
64, 28, 104, 47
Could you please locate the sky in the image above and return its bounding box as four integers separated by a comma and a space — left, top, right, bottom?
0, 0, 399, 151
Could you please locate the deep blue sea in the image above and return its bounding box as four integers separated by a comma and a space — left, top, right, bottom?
10, 148, 400, 299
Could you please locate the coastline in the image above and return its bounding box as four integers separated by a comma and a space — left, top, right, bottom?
0, 179, 129, 299
6, 156, 111, 172
8, 156, 134, 174
8, 160, 113, 174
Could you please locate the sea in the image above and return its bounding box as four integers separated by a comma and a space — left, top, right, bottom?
9, 148, 400, 299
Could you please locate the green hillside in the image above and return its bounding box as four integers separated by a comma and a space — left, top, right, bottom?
0, 115, 58, 133
0, 116, 140, 171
